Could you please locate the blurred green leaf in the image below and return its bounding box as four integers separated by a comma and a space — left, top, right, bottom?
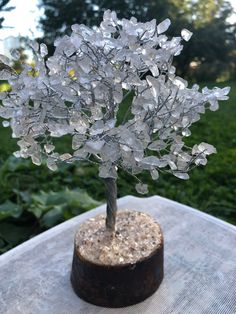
27, 188, 101, 226
41, 206, 64, 228
0, 200, 22, 220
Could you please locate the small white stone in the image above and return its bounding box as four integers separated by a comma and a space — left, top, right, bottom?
2, 120, 9, 127
181, 28, 193, 41
40, 43, 48, 57
157, 19, 171, 34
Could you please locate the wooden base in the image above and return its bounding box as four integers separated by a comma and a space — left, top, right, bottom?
70, 220, 164, 308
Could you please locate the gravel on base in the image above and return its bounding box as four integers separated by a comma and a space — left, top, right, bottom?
75, 210, 163, 265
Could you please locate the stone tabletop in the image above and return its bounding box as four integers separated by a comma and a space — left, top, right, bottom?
0, 195, 235, 314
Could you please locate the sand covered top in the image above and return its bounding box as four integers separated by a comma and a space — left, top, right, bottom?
75, 210, 163, 265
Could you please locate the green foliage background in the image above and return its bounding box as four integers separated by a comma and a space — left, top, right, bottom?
0, 81, 235, 254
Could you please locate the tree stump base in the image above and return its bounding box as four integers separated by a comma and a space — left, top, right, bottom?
71, 210, 164, 308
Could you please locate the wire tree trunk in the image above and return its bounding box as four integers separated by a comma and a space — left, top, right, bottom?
104, 178, 117, 232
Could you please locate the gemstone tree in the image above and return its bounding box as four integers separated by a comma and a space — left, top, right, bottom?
0, 10, 230, 233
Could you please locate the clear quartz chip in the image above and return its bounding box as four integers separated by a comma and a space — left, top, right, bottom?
181, 29, 193, 41
32, 154, 42, 166
135, 183, 148, 194
46, 158, 58, 171
40, 43, 48, 57
173, 172, 189, 180
157, 19, 171, 34
150, 169, 159, 180
44, 144, 55, 154
10, 49, 20, 60
2, 120, 9, 127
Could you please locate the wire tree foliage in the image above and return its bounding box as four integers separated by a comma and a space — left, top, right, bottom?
0, 11, 230, 231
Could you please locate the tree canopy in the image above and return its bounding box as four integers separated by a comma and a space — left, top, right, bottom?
39, 0, 236, 81
0, 12, 230, 230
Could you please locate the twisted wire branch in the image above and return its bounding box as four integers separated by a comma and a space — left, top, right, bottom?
104, 178, 117, 232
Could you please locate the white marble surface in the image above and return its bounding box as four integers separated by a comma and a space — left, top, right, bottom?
0, 195, 235, 314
